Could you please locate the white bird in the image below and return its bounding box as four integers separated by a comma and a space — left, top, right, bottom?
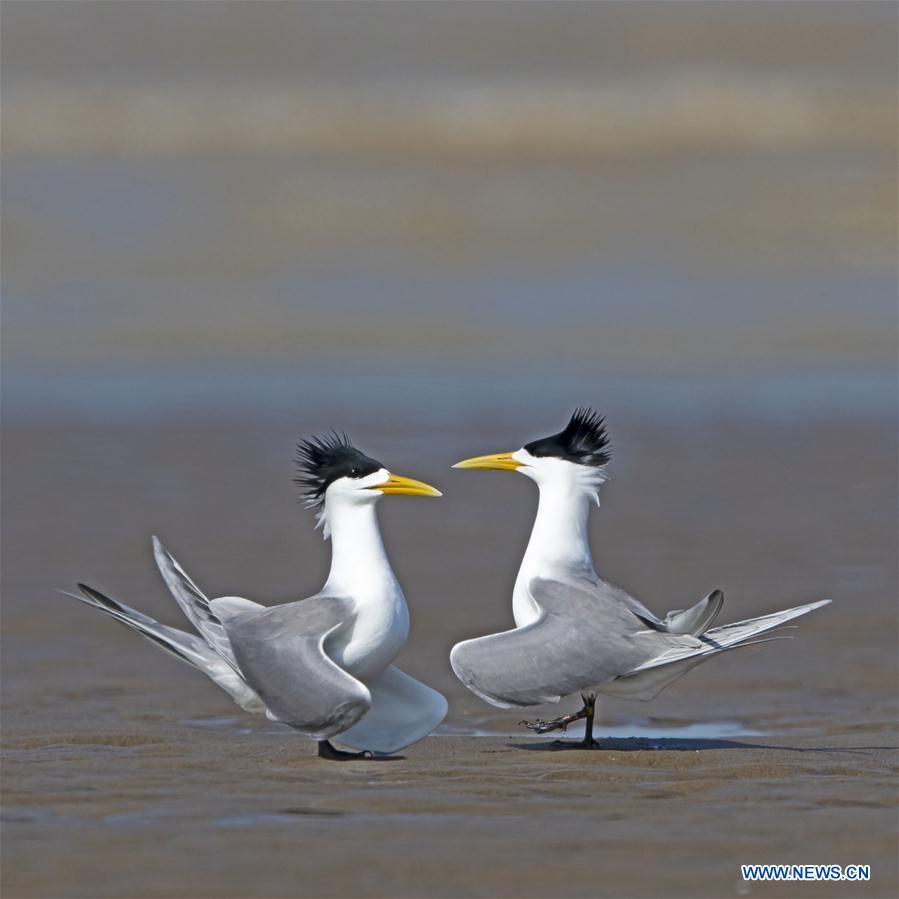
64, 432, 448, 760
449, 408, 830, 747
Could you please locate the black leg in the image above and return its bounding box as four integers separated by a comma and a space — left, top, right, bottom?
580, 693, 600, 748
317, 740, 373, 761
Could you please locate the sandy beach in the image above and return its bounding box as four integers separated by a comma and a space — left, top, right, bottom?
2, 414, 896, 898
3, 726, 895, 898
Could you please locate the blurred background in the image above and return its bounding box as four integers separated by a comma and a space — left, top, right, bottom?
3, 0, 896, 739
3, 3, 897, 896
4, 1, 896, 406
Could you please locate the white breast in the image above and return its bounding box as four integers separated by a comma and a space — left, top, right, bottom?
512, 570, 543, 627
333, 582, 410, 682
317, 491, 412, 684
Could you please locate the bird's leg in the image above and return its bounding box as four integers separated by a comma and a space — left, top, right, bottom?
317, 740, 373, 761
520, 693, 601, 748
520, 694, 590, 735
580, 692, 599, 748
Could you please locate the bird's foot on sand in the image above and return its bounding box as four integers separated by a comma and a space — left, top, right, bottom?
317, 740, 374, 761
520, 707, 588, 735
520, 694, 601, 748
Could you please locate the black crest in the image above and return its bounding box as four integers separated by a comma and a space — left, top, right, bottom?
294, 431, 383, 508
524, 407, 611, 467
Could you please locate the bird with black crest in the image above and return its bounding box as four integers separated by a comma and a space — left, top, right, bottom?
63, 432, 447, 760
450, 408, 830, 748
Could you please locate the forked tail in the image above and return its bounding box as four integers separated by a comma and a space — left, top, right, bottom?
605, 598, 831, 701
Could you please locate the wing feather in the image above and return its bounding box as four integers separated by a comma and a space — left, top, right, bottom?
451, 576, 830, 708
63, 585, 265, 712
223, 595, 371, 740
152, 537, 242, 672
450, 577, 688, 708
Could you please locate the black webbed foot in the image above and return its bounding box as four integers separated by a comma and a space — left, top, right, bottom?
317, 740, 374, 761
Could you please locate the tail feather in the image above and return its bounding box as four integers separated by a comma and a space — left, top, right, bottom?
62, 586, 207, 669
629, 599, 831, 675
602, 602, 827, 701
60, 584, 265, 713
700, 599, 830, 649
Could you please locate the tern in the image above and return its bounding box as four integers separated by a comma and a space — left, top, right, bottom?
450, 408, 830, 747
64, 432, 448, 760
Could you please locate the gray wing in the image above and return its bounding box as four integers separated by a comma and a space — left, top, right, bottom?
223, 595, 371, 740
583, 575, 725, 637
450, 577, 695, 708
152, 537, 241, 672
63, 584, 265, 713
594, 578, 664, 628
661, 590, 724, 636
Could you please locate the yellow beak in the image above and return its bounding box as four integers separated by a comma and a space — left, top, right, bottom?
371, 473, 442, 497
452, 451, 523, 471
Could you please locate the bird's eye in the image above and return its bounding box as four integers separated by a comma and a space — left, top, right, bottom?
350, 467, 360, 477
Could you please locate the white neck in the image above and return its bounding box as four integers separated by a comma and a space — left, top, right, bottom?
321, 500, 399, 599
513, 481, 598, 626
317, 491, 409, 682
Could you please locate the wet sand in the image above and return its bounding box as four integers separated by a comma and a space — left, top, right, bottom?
2, 414, 897, 897
3, 725, 896, 899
